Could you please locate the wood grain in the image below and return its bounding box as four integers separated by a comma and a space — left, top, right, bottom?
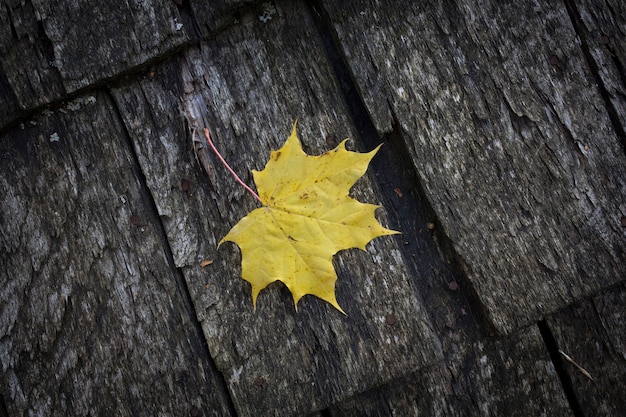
571, 0, 626, 138
110, 3, 442, 415
547, 283, 626, 415
0, 0, 255, 129
322, 0, 626, 333
329, 326, 570, 417
2, 0, 625, 415
0, 92, 234, 417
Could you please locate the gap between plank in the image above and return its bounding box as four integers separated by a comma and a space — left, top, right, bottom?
105, 90, 239, 416
537, 320, 585, 417
563, 0, 626, 154
0, 390, 8, 417
306, 0, 496, 337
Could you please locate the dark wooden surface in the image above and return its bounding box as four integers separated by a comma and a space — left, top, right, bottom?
0, 93, 234, 416
546, 283, 626, 416
1, 1, 624, 416
571, 0, 626, 135
329, 326, 571, 416
322, 0, 626, 334
110, 5, 442, 412
0, 0, 255, 127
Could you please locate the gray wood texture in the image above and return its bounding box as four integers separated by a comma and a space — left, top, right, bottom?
109, 3, 442, 414
547, 283, 626, 415
322, 0, 626, 333
330, 327, 570, 417
0, 93, 234, 416
0, 0, 254, 128
1, 0, 625, 416
572, 0, 626, 136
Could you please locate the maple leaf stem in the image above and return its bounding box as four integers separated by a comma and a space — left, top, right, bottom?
203, 128, 262, 204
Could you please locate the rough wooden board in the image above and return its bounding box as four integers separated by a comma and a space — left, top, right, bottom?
189, 0, 280, 38
0, 93, 234, 416
329, 326, 570, 417
110, 3, 443, 415
0, 0, 65, 126
322, 0, 626, 333
546, 283, 626, 416
572, 0, 626, 137
310, 135, 571, 416
0, 0, 257, 130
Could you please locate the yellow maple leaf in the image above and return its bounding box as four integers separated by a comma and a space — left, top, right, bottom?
219, 122, 399, 312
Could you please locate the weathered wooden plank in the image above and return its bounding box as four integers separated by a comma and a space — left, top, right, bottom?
303, 21, 573, 412
110, 2, 443, 415
329, 326, 570, 416
322, 0, 626, 333
0, 0, 255, 129
189, 0, 282, 38
0, 93, 234, 416
572, 0, 626, 136
0, 0, 66, 126
546, 283, 626, 415
0, 0, 185, 113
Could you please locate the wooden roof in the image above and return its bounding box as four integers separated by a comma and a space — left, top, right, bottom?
1, 0, 624, 416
